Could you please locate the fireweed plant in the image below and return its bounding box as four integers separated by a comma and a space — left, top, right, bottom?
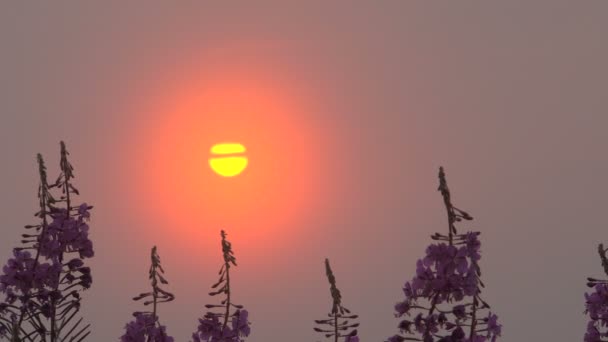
583, 244, 608, 341
120, 246, 175, 342
387, 167, 501, 342
192, 230, 250, 342
314, 258, 359, 342
0, 142, 94, 342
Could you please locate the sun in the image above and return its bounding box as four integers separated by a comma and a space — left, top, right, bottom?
209, 143, 248, 177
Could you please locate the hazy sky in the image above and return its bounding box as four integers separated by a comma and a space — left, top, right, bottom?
1, 2, 608, 341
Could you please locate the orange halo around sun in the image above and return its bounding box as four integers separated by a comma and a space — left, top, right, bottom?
131, 66, 333, 248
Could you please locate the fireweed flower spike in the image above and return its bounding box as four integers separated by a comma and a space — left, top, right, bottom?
120, 246, 175, 342
387, 167, 501, 342
314, 259, 359, 342
192, 230, 250, 342
44, 141, 94, 342
0, 142, 94, 342
583, 243, 608, 341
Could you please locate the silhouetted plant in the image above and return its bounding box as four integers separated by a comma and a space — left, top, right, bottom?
120, 246, 175, 342
387, 167, 501, 342
583, 244, 608, 341
0, 142, 94, 342
192, 230, 250, 342
314, 258, 359, 342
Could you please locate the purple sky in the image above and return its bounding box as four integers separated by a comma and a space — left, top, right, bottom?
1, 2, 608, 341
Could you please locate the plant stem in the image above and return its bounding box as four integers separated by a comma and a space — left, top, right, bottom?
50, 145, 73, 342
469, 296, 479, 340
222, 262, 231, 334
334, 313, 338, 342
438, 167, 455, 246
15, 155, 51, 342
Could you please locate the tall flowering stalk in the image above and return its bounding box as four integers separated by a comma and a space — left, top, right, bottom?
120, 246, 175, 342
0, 142, 94, 342
314, 259, 359, 342
387, 167, 501, 342
583, 244, 608, 341
192, 230, 250, 342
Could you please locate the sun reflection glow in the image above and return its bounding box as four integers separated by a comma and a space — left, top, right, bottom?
127, 59, 336, 255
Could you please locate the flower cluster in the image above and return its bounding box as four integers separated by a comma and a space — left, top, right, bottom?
403, 232, 481, 303
120, 246, 175, 342
40, 205, 94, 261
388, 167, 501, 342
121, 312, 173, 342
0, 250, 61, 299
192, 230, 251, 342
193, 309, 250, 342
314, 258, 359, 342
0, 142, 94, 342
584, 244, 608, 341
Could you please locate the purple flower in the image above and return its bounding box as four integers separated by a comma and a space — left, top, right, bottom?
120, 312, 174, 342
584, 281, 608, 341
464, 232, 481, 262
78, 203, 91, 220
193, 314, 224, 341
395, 301, 410, 317
485, 313, 501, 340
452, 305, 466, 319
345, 335, 359, 342
388, 168, 501, 342
41, 208, 94, 261
0, 250, 61, 298
0, 250, 35, 295
585, 321, 601, 342
397, 319, 412, 334
451, 326, 466, 339
66, 258, 84, 270
231, 310, 251, 337
193, 312, 245, 342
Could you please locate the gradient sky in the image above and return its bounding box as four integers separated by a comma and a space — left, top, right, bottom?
1, 2, 608, 341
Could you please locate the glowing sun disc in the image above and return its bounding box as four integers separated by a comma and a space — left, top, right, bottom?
209, 143, 248, 177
